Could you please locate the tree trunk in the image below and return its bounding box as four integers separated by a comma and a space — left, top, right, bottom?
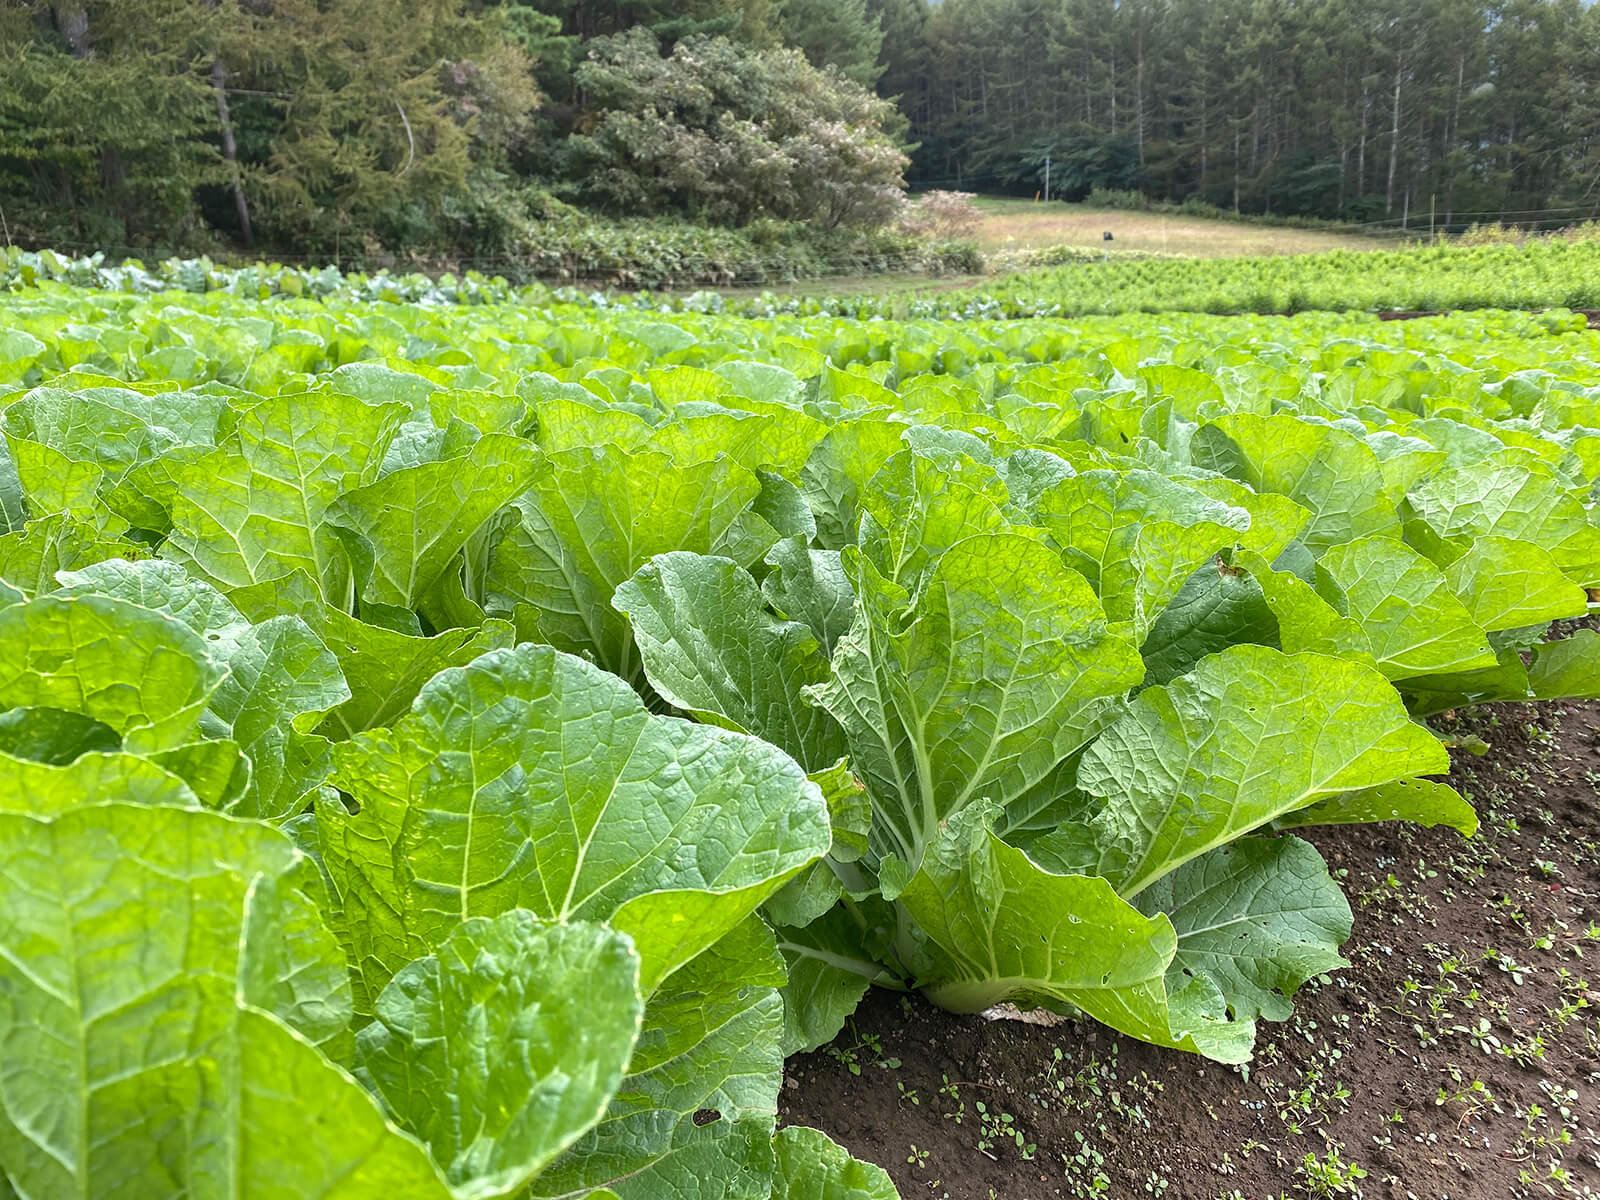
1135, 28, 1145, 168
1386, 51, 1403, 214
210, 59, 253, 248
1109, 49, 1117, 135
1337, 66, 1350, 211
1358, 80, 1369, 195
1446, 52, 1464, 225
56, 4, 91, 56
1233, 125, 1240, 211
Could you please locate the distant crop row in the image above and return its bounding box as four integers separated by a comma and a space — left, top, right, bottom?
16, 233, 1600, 324
0, 272, 1596, 1198
677, 236, 1600, 321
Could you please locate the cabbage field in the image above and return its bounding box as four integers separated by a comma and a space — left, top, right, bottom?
1, 257, 1598, 1200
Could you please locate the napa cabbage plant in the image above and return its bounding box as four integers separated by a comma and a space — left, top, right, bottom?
0, 583, 892, 1200
6, 273, 1600, 1197
615, 442, 1511, 1063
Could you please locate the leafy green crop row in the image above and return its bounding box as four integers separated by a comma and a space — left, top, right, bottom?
1, 277, 1598, 1198
664, 236, 1600, 321
19, 234, 1600, 324
1, 245, 529, 305
920, 235, 1600, 319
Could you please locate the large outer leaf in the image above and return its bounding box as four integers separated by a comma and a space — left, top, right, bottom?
1235, 549, 1372, 664
315, 608, 516, 738
1527, 628, 1600, 700
528, 385, 656, 456
1404, 451, 1600, 584
203, 615, 348, 819
328, 433, 542, 609
224, 1008, 455, 1199
50, 559, 349, 817
0, 514, 140, 599
0, 748, 198, 813
3, 435, 111, 528
483, 445, 772, 681
798, 418, 907, 551
358, 913, 644, 1200
163, 391, 407, 599
54, 557, 253, 655
0, 594, 224, 753
1441, 534, 1588, 633
146, 737, 253, 809
0, 804, 437, 1200
0, 706, 119, 763
528, 918, 787, 1200
1313, 536, 1496, 680
2, 386, 228, 531
1184, 475, 1311, 562
378, 418, 480, 477
321, 644, 830, 1006
1079, 645, 1449, 896
645, 408, 829, 479
1139, 560, 1275, 686
773, 901, 890, 1056
899, 805, 1192, 1050
760, 760, 871, 936
0, 437, 25, 535
905, 808, 1350, 1062
1027, 469, 1250, 642
855, 448, 1010, 591
771, 1127, 900, 1200
760, 538, 856, 659
810, 533, 1142, 868
328, 361, 439, 414
614, 552, 846, 772
1278, 778, 1478, 837
1, 386, 225, 477
1135, 836, 1351, 1029
1400, 646, 1536, 716
118, 444, 211, 534
0, 330, 44, 387
1192, 413, 1399, 550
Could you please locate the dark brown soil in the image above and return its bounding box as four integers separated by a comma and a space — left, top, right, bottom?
779, 699, 1600, 1199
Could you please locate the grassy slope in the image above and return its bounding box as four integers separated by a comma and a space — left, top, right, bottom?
971, 195, 1407, 258
720, 197, 1409, 298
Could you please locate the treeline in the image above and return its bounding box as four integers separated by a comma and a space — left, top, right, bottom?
0, 0, 904, 262
880, 0, 1600, 223
10, 0, 1597, 258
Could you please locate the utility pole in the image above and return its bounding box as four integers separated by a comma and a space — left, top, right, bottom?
1044, 154, 1051, 204
1430, 192, 1436, 240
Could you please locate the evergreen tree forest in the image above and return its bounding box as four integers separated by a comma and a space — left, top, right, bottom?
3, 0, 1599, 258
884, 0, 1600, 223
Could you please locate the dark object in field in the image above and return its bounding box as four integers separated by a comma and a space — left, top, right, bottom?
1103, 231, 1114, 241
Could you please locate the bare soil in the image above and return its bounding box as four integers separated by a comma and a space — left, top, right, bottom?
780, 699, 1600, 1200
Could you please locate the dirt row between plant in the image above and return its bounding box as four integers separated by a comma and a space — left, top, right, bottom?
781, 698, 1600, 1200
